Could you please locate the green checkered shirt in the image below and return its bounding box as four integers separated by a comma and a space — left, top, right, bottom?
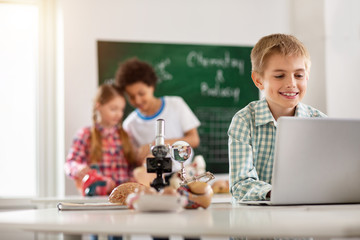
228, 98, 327, 201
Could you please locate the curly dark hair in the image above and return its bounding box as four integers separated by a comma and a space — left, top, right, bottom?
115, 57, 157, 92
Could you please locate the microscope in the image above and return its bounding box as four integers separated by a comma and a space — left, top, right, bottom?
146, 119, 172, 191
146, 119, 215, 192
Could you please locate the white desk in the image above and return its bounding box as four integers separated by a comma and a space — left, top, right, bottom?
0, 202, 360, 239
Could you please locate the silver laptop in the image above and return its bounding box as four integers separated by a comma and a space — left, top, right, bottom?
242, 117, 360, 205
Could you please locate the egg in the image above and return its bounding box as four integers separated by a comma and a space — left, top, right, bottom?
211, 179, 229, 193
185, 181, 214, 209
188, 181, 210, 195
162, 186, 178, 196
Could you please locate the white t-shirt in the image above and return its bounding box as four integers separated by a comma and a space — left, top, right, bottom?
123, 96, 201, 172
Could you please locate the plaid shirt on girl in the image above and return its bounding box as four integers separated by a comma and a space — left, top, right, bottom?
65, 124, 135, 185
228, 98, 326, 201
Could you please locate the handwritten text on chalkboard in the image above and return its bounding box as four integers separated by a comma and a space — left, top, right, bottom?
154, 51, 245, 102
200, 69, 240, 103
186, 51, 245, 74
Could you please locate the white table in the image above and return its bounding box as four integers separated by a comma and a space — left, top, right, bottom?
0, 201, 360, 239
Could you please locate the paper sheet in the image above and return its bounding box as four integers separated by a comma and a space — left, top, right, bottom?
57, 202, 128, 211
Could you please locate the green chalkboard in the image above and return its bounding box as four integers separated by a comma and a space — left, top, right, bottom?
97, 41, 259, 173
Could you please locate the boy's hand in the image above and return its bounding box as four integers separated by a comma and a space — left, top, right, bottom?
136, 144, 152, 164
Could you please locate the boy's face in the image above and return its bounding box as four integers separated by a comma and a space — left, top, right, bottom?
124, 82, 156, 114
252, 53, 308, 118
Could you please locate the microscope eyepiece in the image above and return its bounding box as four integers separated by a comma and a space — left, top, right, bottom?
154, 119, 165, 146
151, 119, 168, 158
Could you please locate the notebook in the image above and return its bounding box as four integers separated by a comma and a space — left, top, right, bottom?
241, 117, 360, 205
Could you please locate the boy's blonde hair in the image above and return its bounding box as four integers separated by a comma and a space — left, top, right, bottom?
250, 33, 311, 75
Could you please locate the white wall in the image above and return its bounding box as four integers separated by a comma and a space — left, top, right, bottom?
325, 0, 360, 118
290, 0, 326, 112
58, 0, 360, 195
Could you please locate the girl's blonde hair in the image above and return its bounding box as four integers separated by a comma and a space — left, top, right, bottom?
90, 84, 135, 166
250, 33, 311, 75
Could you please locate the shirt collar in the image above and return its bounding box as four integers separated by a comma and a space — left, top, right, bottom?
95, 123, 118, 137
254, 98, 276, 127
136, 97, 165, 120
255, 99, 307, 127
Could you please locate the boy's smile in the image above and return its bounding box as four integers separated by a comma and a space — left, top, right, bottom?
124, 82, 161, 116
252, 53, 308, 120
279, 92, 298, 98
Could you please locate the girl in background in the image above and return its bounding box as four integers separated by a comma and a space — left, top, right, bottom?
65, 83, 141, 195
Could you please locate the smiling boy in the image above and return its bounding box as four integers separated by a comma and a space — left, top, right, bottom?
228, 34, 326, 201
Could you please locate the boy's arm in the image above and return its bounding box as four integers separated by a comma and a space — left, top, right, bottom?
228, 115, 272, 201
164, 128, 200, 149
